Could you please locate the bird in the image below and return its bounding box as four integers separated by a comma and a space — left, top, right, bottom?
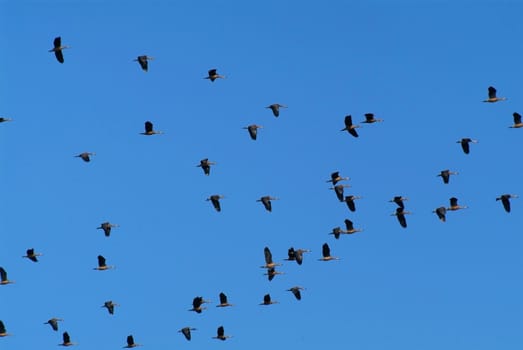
102, 301, 119, 315
389, 196, 408, 209
243, 124, 263, 140
433, 207, 447, 222
260, 293, 278, 305
23, 248, 42, 262
261, 246, 281, 268
293, 248, 310, 265
205, 69, 225, 81
59, 331, 76, 346
93, 255, 114, 271
134, 55, 154, 71
287, 286, 305, 300
437, 170, 458, 184
447, 197, 467, 211
49, 36, 69, 63
216, 292, 233, 307
509, 112, 523, 128
97, 222, 119, 237
197, 158, 216, 175
124, 335, 142, 348
496, 194, 518, 213
330, 184, 350, 202
75, 152, 95, 162
341, 115, 360, 137
361, 113, 383, 123
391, 207, 411, 228
257, 196, 278, 212
318, 243, 339, 261
206, 194, 224, 212
140, 121, 163, 135
189, 296, 210, 313
343, 219, 363, 234
344, 195, 361, 212
0, 320, 11, 337
44, 318, 63, 331
457, 138, 478, 154
178, 327, 196, 341
0, 267, 14, 285
0, 117, 13, 123
329, 227, 347, 239
265, 267, 284, 281
266, 103, 287, 117
326, 171, 349, 185
213, 326, 231, 341
483, 86, 507, 103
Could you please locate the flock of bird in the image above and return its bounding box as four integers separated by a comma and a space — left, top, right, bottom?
1, 34, 521, 348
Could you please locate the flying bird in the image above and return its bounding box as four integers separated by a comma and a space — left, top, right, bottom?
447, 197, 467, 211
257, 196, 278, 212
97, 222, 119, 237
134, 55, 154, 71
361, 113, 383, 123
389, 196, 408, 209
261, 246, 281, 268
197, 158, 216, 175
287, 286, 305, 300
457, 138, 478, 154
260, 293, 278, 305
326, 171, 349, 185
93, 255, 113, 271
509, 112, 523, 128
0, 321, 11, 337
265, 266, 284, 281
59, 331, 76, 346
433, 207, 447, 222
437, 170, 458, 184
344, 195, 361, 212
178, 327, 196, 341
44, 318, 63, 331
483, 86, 507, 103
49, 36, 69, 63
0, 117, 13, 123
330, 184, 350, 202
496, 194, 518, 213
205, 69, 225, 81
206, 194, 224, 212
0, 267, 14, 285
216, 292, 233, 307
391, 207, 411, 228
318, 243, 339, 261
102, 301, 119, 315
213, 326, 231, 340
124, 335, 142, 348
266, 103, 287, 117
190, 296, 210, 313
75, 152, 95, 162
243, 124, 263, 140
140, 121, 163, 135
23, 248, 42, 262
285, 247, 311, 265
341, 115, 360, 137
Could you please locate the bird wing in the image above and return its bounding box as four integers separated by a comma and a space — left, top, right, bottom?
348, 128, 359, 137
145, 121, 153, 133
344, 115, 353, 127
97, 255, 106, 267
248, 126, 257, 140
0, 321, 6, 334
287, 247, 295, 260
488, 86, 497, 99
182, 327, 191, 340
127, 335, 134, 346
450, 197, 458, 207
441, 171, 450, 184
193, 296, 203, 309
217, 326, 224, 337
63, 332, 71, 343
502, 197, 511, 212
345, 197, 356, 211
334, 185, 344, 201
0, 267, 7, 281
264, 247, 273, 264
344, 219, 354, 231
263, 294, 271, 304
514, 112, 522, 124
292, 288, 302, 300
219, 292, 227, 305
138, 56, 148, 71
208, 69, 217, 77
295, 250, 303, 265
364, 113, 374, 122
53, 36, 62, 48
55, 50, 64, 63
322, 243, 330, 257
461, 140, 470, 154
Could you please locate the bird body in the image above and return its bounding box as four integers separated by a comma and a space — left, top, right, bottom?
179, 327, 196, 341
433, 207, 447, 222
197, 158, 216, 175
205, 69, 225, 81
341, 115, 360, 137
287, 286, 305, 300
257, 196, 278, 212
496, 194, 518, 213
97, 222, 119, 237
102, 301, 119, 315
23, 248, 42, 262
49, 36, 69, 63
134, 55, 153, 71
438, 170, 458, 184
206, 194, 224, 212
457, 138, 478, 154
141, 121, 163, 135
75, 152, 95, 162
244, 124, 263, 140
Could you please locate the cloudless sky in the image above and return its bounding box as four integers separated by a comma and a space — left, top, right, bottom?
2, 0, 522, 349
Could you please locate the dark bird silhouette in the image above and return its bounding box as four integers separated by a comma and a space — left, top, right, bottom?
391, 207, 411, 228
257, 196, 278, 212
213, 326, 231, 340
97, 222, 119, 237
75, 152, 95, 162
205, 69, 225, 81
285, 247, 311, 265
0, 321, 11, 337
93, 255, 113, 271
326, 171, 349, 185
447, 197, 468, 211
260, 293, 278, 305
341, 115, 360, 137
178, 327, 196, 341
23, 248, 42, 262
49, 37, 69, 63
261, 246, 281, 268
344, 195, 361, 212
319, 243, 339, 261
265, 267, 284, 281
190, 296, 210, 313
124, 335, 142, 348
140, 121, 163, 135
344, 219, 362, 234
197, 158, 216, 175
457, 138, 478, 154
329, 227, 347, 239
496, 194, 518, 213
438, 170, 458, 184
44, 318, 63, 331
287, 286, 305, 300
330, 184, 350, 202
59, 331, 76, 346
134, 55, 154, 71
206, 194, 224, 212
243, 124, 263, 140
0, 117, 13, 123
433, 207, 447, 222
216, 292, 233, 307
102, 301, 119, 315
483, 86, 507, 103
361, 113, 383, 123
389, 196, 408, 209
510, 112, 523, 128
0, 267, 14, 285
266, 103, 287, 117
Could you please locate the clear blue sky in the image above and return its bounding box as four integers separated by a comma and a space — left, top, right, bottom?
2, 0, 522, 349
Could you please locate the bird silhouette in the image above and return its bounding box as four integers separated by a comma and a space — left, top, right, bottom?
124, 335, 142, 348
189, 296, 210, 313
341, 115, 360, 137
134, 55, 154, 71
266, 103, 287, 117
330, 184, 350, 202
287, 286, 305, 300
206, 194, 224, 212
509, 112, 523, 128
23, 248, 43, 262
49, 37, 69, 63
178, 327, 196, 341
102, 301, 119, 315
344, 195, 362, 212
389, 196, 408, 209
216, 292, 233, 307
205, 69, 225, 81
326, 171, 350, 185
59, 331, 76, 346
496, 194, 518, 213
257, 196, 278, 212
447, 197, 467, 211
0, 320, 12, 337
361, 113, 383, 123
483, 86, 507, 103
437, 170, 458, 184
75, 152, 95, 162
97, 222, 119, 237
93, 255, 114, 271
457, 138, 478, 154
391, 207, 411, 228
197, 158, 216, 175
260, 293, 278, 305
140, 121, 163, 135
212, 326, 231, 340
261, 246, 281, 268
0, 267, 14, 285
243, 124, 263, 140
433, 207, 447, 222
44, 318, 63, 331
318, 243, 339, 261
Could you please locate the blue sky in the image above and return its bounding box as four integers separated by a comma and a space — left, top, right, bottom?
2, 0, 522, 349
